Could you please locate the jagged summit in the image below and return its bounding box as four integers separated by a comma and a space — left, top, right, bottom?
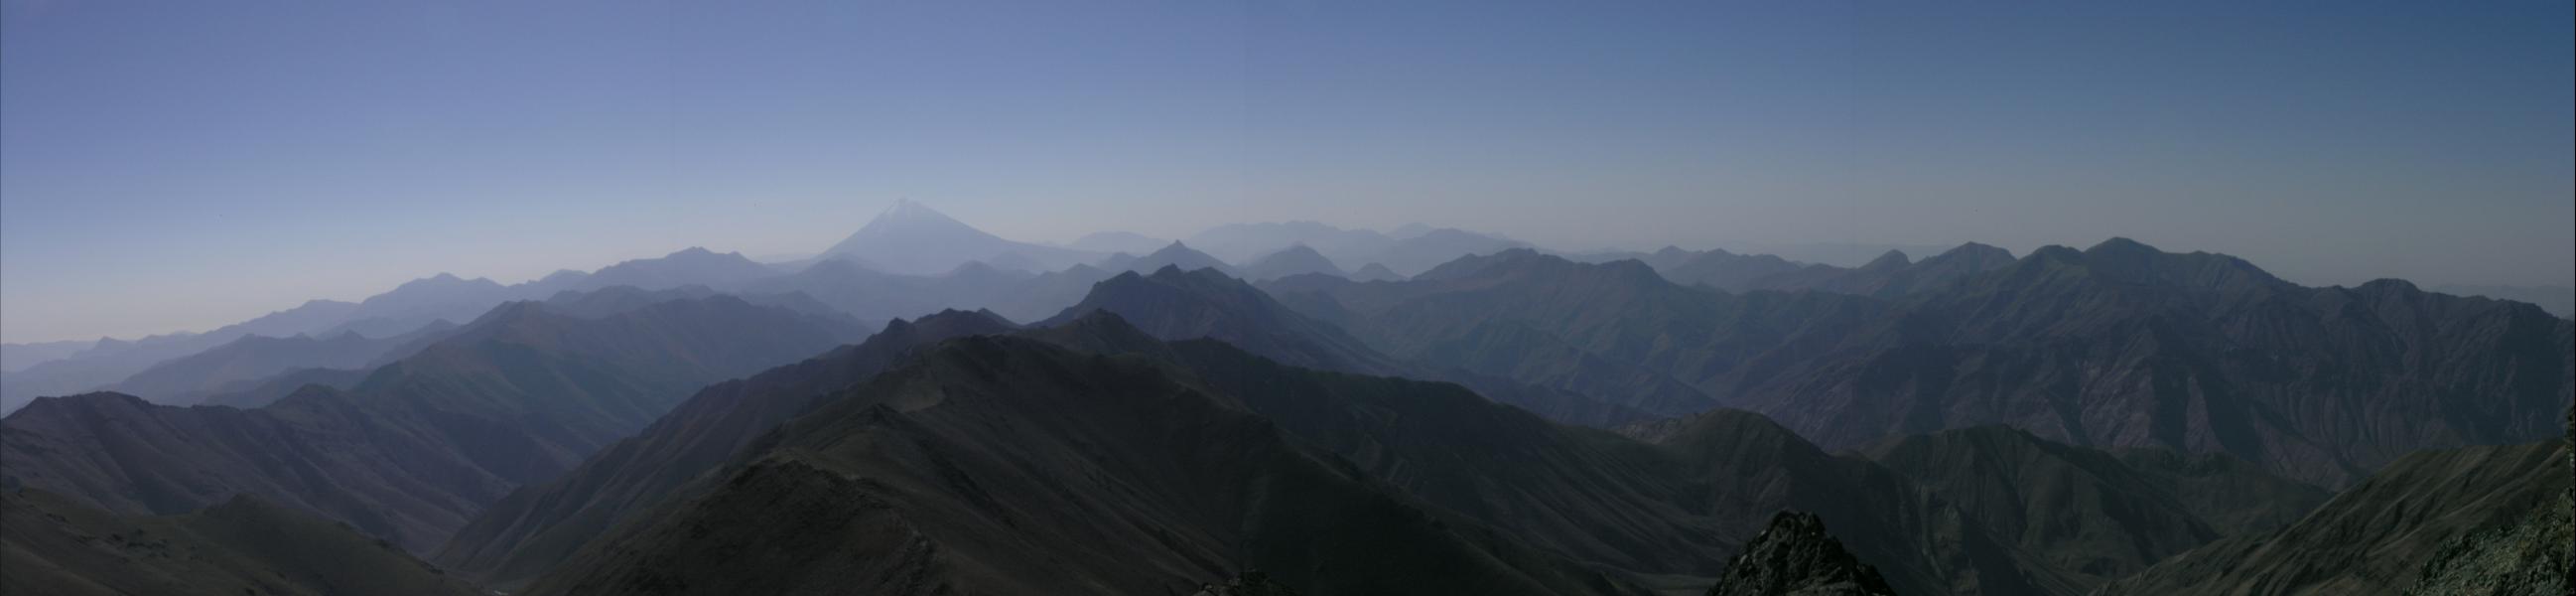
1705, 512, 1896, 596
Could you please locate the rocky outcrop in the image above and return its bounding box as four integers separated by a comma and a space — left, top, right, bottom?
1707, 512, 1897, 596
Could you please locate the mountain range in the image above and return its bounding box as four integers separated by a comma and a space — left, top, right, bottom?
407, 259, 2370, 590
439, 305, 2343, 595
0, 295, 865, 552
1268, 240, 2572, 488
5, 201, 2571, 595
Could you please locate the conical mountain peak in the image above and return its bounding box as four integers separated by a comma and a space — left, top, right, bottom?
878, 198, 953, 221
821, 200, 1098, 275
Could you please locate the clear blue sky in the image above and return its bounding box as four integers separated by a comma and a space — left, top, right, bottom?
4, 1, 2570, 343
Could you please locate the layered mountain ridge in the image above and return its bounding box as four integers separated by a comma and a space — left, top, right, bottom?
1270, 239, 2573, 487
0, 295, 866, 552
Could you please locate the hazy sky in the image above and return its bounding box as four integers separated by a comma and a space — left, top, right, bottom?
4, 1, 2570, 343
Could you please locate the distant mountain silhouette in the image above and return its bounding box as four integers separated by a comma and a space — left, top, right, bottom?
102, 321, 456, 405
0, 339, 95, 373
1066, 265, 1663, 425
14, 220, 2570, 596
1107, 241, 1240, 276
539, 284, 845, 321
194, 367, 372, 409
567, 247, 778, 292
1184, 221, 1400, 264
1575, 242, 2017, 297
1240, 244, 1347, 281
0, 296, 865, 553
1040, 266, 1397, 374
1180, 222, 1531, 277
0, 247, 820, 414
2435, 283, 2575, 319
1066, 230, 1170, 254
1348, 262, 1405, 281
739, 257, 1104, 326
1729, 243, 2016, 297
1657, 248, 1807, 291
818, 200, 1100, 275
1370, 227, 1530, 275
0, 298, 379, 413
1, 489, 484, 596
1261, 249, 1745, 417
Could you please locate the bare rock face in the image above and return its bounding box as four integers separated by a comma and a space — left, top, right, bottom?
1707, 512, 1897, 596
1191, 570, 1301, 596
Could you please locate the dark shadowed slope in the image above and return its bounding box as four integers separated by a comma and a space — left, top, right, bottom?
1860, 426, 2331, 591
1, 488, 484, 596
2094, 440, 2570, 596
0, 296, 865, 553
524, 334, 1644, 596
1769, 239, 2574, 487
1704, 512, 1898, 596
436, 309, 1019, 589
1152, 337, 1932, 589
423, 308, 2319, 595
1086, 315, 2320, 596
